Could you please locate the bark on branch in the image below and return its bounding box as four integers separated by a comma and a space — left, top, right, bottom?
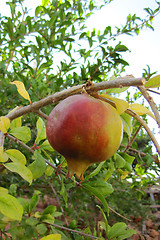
6, 77, 145, 120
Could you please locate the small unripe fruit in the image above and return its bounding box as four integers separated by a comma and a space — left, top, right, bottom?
46, 94, 123, 180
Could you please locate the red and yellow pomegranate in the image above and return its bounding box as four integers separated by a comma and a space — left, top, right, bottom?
46, 94, 123, 180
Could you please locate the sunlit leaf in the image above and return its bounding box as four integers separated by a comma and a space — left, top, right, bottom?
42, 0, 50, 7
145, 74, 160, 88
4, 162, 33, 185
120, 112, 133, 138
40, 234, 61, 240
0, 187, 8, 194
119, 170, 129, 179
39, 140, 55, 152
9, 126, 31, 143
114, 153, 126, 168
10, 117, 22, 129
5, 149, 26, 165
128, 103, 155, 120
35, 117, 46, 144
10, 81, 31, 103
0, 116, 10, 133
101, 93, 129, 114
0, 146, 8, 163
0, 193, 23, 221
28, 150, 47, 179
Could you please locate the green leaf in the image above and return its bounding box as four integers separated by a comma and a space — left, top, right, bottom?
120, 113, 132, 138
0, 194, 23, 221
97, 205, 109, 234
28, 150, 47, 179
89, 180, 114, 196
43, 205, 57, 215
29, 193, 40, 213
4, 162, 33, 185
145, 74, 160, 88
25, 217, 39, 226
118, 229, 137, 240
120, 153, 135, 172
0, 116, 10, 133
82, 183, 109, 214
39, 140, 55, 151
10, 126, 31, 143
5, 149, 26, 165
42, 0, 50, 7
115, 44, 129, 52
104, 160, 115, 181
10, 117, 22, 129
0, 146, 8, 163
35, 117, 46, 144
40, 234, 61, 240
0, 187, 8, 194
85, 161, 105, 180
107, 222, 127, 239
114, 153, 126, 168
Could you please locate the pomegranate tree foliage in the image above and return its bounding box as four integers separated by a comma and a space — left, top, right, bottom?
0, 0, 160, 239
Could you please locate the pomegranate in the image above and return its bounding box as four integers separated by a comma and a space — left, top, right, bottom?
46, 94, 123, 180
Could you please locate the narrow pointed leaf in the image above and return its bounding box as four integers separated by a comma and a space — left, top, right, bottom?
82, 183, 109, 214
85, 161, 105, 180
120, 113, 132, 138
35, 117, 46, 144
129, 103, 155, 120
0, 146, 8, 163
10, 81, 31, 103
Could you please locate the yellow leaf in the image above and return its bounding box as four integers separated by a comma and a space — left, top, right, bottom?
40, 234, 61, 240
0, 187, 8, 194
0, 116, 10, 133
101, 93, 129, 115
128, 103, 155, 120
119, 170, 129, 179
0, 146, 8, 163
10, 81, 31, 103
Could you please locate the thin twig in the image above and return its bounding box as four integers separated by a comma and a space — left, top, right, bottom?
146, 88, 160, 95
108, 206, 131, 222
126, 109, 160, 156
138, 85, 160, 128
44, 222, 99, 239
124, 125, 142, 153
50, 184, 69, 226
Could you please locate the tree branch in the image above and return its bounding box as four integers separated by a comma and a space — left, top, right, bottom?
138, 85, 160, 128
6, 77, 145, 120
44, 222, 99, 239
126, 109, 160, 156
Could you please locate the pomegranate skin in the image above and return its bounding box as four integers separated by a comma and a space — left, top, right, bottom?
46, 94, 122, 179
